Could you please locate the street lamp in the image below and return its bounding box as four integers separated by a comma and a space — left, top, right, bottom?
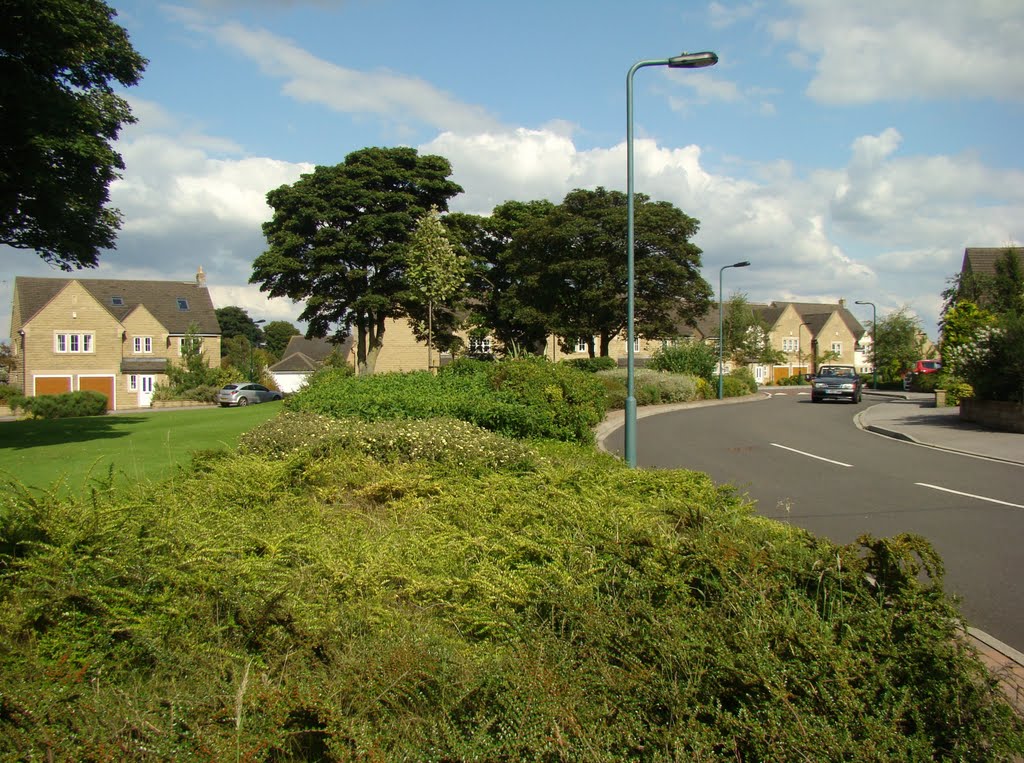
799, 322, 813, 376
718, 261, 750, 399
854, 300, 877, 389
250, 319, 265, 381
625, 50, 718, 468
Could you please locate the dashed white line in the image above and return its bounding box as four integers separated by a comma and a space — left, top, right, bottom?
915, 483, 1024, 509
770, 443, 854, 468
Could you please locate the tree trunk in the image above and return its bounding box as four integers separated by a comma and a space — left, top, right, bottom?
355, 312, 387, 376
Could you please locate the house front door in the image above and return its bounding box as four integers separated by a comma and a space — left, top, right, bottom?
138, 375, 155, 407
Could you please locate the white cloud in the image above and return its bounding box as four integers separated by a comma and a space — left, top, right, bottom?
773, 0, 1024, 103
169, 9, 503, 135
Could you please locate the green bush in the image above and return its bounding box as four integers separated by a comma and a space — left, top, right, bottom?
596, 368, 704, 408
719, 374, 753, 398
936, 374, 974, 406
286, 357, 607, 444
16, 390, 108, 419
1, 441, 1020, 759
560, 355, 617, 373
0, 384, 21, 405
728, 366, 759, 394
776, 373, 808, 386
648, 342, 718, 383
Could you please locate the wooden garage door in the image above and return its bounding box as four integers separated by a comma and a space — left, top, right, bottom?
35, 377, 71, 396
79, 376, 115, 410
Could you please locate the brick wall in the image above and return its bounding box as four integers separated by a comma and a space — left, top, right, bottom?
960, 398, 1024, 434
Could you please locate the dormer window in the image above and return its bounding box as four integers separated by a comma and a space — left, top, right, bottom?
176, 298, 189, 311
111, 295, 124, 306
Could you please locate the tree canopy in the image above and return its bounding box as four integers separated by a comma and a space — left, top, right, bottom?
262, 320, 300, 362
251, 147, 463, 375
215, 306, 264, 353
0, 0, 147, 269
457, 189, 711, 358
872, 307, 928, 383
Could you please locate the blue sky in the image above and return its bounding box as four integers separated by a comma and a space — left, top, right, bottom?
4, 0, 1023, 342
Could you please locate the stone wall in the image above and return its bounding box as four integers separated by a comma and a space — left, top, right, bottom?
960, 398, 1024, 434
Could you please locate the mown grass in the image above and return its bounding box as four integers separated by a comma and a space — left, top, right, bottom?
0, 402, 282, 494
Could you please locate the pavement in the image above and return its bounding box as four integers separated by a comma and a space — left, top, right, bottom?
598, 387, 1024, 716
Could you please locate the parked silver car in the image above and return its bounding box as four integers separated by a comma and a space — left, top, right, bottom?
217, 382, 282, 407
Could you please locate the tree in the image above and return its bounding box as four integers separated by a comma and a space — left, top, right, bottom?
406, 207, 466, 370
262, 320, 299, 361
251, 147, 463, 375
445, 201, 557, 356
723, 293, 783, 366
215, 306, 264, 356
873, 307, 927, 383
0, 342, 16, 383
502, 188, 711, 357
1, 0, 147, 269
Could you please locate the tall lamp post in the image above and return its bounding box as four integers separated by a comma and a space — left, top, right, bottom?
625, 50, 718, 468
799, 321, 813, 376
718, 261, 750, 399
854, 300, 877, 389
249, 319, 265, 381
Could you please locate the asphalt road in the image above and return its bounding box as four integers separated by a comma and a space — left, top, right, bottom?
605, 391, 1024, 652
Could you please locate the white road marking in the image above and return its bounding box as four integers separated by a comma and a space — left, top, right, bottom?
915, 483, 1024, 509
770, 443, 854, 467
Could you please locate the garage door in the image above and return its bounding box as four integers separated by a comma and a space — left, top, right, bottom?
79, 376, 115, 410
35, 377, 72, 396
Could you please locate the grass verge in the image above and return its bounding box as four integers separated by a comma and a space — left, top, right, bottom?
0, 402, 282, 495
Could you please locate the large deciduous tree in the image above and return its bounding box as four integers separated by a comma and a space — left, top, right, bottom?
251, 147, 463, 375
215, 306, 264, 356
504, 188, 711, 357
1, 0, 147, 269
873, 307, 927, 383
262, 320, 299, 361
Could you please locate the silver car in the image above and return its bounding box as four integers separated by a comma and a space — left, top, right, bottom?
217, 382, 282, 407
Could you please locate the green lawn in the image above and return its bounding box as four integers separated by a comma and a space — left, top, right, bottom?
0, 402, 283, 495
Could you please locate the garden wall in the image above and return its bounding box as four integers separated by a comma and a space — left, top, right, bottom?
960, 398, 1024, 434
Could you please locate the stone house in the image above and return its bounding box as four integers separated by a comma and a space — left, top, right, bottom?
9, 268, 220, 410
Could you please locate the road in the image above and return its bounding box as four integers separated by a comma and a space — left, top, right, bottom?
604, 391, 1024, 652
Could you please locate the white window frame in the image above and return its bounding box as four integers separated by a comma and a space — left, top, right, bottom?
133, 336, 153, 354
178, 336, 203, 356
782, 337, 798, 353
575, 337, 590, 354
468, 336, 492, 355
54, 332, 95, 354
831, 341, 842, 355
129, 375, 138, 391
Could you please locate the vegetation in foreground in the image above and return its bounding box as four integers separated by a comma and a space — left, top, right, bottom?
1, 360, 1021, 760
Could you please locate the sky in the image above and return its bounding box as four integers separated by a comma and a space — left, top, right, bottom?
3, 0, 1023, 343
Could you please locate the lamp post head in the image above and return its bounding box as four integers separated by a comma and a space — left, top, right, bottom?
733, 260, 751, 268
668, 51, 719, 69
854, 300, 872, 306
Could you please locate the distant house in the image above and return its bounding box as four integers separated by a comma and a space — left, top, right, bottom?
9, 268, 220, 410
269, 335, 354, 393
960, 246, 1023, 280
754, 300, 867, 381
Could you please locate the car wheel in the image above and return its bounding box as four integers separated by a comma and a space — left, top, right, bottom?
272, 394, 282, 401
812, 396, 821, 403
238, 396, 249, 406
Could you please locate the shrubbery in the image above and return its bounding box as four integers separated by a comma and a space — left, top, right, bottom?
0, 384, 20, 405
1, 435, 1021, 759
8, 390, 108, 419
560, 355, 617, 373
775, 373, 808, 386
285, 356, 607, 444
649, 341, 718, 382
596, 367, 705, 408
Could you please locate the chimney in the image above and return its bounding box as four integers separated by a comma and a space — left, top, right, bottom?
838, 298, 846, 308
196, 266, 207, 288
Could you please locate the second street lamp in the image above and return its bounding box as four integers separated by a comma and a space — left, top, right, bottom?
250, 319, 265, 381
718, 261, 750, 399
625, 50, 718, 468
855, 300, 878, 389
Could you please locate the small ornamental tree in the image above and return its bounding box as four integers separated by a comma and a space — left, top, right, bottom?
406, 206, 466, 370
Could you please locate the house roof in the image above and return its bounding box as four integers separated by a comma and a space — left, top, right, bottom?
13, 275, 220, 334
269, 335, 353, 373
757, 301, 866, 340
961, 247, 1023, 277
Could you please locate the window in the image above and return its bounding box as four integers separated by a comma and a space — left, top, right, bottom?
782, 337, 799, 353
176, 298, 189, 311
179, 336, 203, 355
468, 336, 492, 355
111, 296, 124, 306
575, 337, 590, 354
831, 341, 842, 355
133, 336, 153, 354
129, 375, 138, 391
54, 332, 95, 353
